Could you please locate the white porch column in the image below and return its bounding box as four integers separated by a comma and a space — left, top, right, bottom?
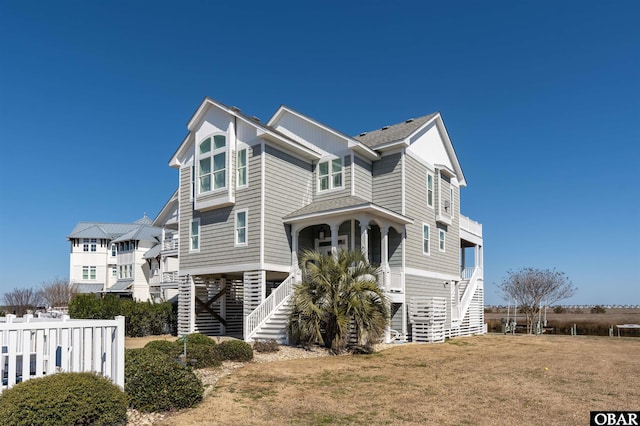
291, 224, 300, 274
330, 223, 339, 257
359, 219, 369, 261
381, 224, 390, 291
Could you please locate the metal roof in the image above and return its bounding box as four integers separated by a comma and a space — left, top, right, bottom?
106, 280, 133, 292
71, 283, 104, 293
143, 244, 162, 259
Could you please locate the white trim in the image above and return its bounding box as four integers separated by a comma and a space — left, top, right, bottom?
260, 140, 265, 265
182, 262, 291, 276
426, 171, 434, 209
236, 147, 248, 189
422, 224, 430, 256
350, 152, 355, 196
401, 149, 406, 215
235, 209, 248, 246
189, 218, 200, 252
317, 157, 343, 193
439, 229, 446, 252
284, 203, 413, 226
196, 132, 228, 196
405, 267, 460, 281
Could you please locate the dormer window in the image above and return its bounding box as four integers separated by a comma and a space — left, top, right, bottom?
198, 135, 226, 194
318, 158, 342, 191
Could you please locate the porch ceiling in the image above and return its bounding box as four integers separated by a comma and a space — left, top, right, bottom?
283, 195, 413, 227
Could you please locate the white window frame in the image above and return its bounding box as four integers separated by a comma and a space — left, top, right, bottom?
190, 218, 200, 252
439, 229, 446, 252
83, 239, 89, 252
235, 209, 248, 246
318, 158, 343, 192
197, 134, 227, 195
111, 244, 117, 257
427, 172, 434, 208
237, 148, 248, 188
82, 266, 96, 280
422, 224, 430, 255
111, 267, 117, 278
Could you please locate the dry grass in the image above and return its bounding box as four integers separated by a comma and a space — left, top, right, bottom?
156, 334, 639, 425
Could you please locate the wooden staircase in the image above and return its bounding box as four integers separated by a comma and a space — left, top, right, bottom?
244, 274, 296, 343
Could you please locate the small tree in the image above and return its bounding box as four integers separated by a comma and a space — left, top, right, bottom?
39, 277, 74, 308
288, 250, 389, 353
1, 287, 42, 317
499, 267, 576, 334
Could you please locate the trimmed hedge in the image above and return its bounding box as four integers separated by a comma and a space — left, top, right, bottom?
0, 372, 128, 426
69, 294, 175, 337
125, 349, 203, 412
212, 340, 254, 362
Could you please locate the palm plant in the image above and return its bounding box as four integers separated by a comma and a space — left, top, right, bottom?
288, 249, 389, 353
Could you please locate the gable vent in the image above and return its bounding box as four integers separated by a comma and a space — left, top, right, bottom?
381, 126, 390, 130
406, 118, 414, 123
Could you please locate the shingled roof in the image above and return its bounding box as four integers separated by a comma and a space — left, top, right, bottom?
354, 112, 438, 148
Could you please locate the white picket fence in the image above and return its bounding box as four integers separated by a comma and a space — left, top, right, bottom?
0, 314, 125, 393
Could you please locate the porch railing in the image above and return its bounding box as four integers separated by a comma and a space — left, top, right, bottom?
162, 238, 179, 251
1, 314, 125, 393
388, 271, 404, 292
244, 274, 295, 342
460, 215, 483, 238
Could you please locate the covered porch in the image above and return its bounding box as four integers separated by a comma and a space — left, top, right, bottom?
284, 196, 413, 300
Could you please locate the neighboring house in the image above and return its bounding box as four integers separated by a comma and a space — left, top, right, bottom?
168, 97, 484, 343
67, 216, 172, 301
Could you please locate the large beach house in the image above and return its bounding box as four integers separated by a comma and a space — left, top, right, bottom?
167, 97, 484, 343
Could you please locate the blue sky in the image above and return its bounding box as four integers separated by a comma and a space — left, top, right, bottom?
1, 1, 638, 305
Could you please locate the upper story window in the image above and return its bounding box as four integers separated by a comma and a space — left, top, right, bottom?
198, 135, 226, 194
427, 173, 434, 208
439, 229, 446, 252
235, 210, 247, 246
82, 266, 96, 280
237, 148, 247, 188
83, 239, 89, 252
423, 224, 430, 255
190, 218, 200, 252
111, 244, 117, 257
318, 158, 342, 191
90, 238, 97, 252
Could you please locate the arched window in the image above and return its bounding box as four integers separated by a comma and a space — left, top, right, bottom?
198, 134, 226, 193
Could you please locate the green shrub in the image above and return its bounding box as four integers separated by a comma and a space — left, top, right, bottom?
212, 340, 254, 362
0, 372, 128, 426
177, 333, 216, 346
253, 339, 280, 353
144, 339, 176, 355
125, 349, 203, 412
69, 294, 175, 337
174, 343, 221, 369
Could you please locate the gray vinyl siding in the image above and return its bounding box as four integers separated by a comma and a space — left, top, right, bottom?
353, 155, 372, 200
388, 227, 402, 268
179, 144, 262, 272
313, 154, 351, 203
404, 155, 459, 276
372, 152, 402, 213
263, 144, 313, 266
390, 303, 402, 332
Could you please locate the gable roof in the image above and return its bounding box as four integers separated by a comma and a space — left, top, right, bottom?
169, 97, 322, 168
355, 113, 438, 148
268, 105, 380, 161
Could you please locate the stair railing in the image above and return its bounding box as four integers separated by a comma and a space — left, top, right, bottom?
244, 274, 295, 342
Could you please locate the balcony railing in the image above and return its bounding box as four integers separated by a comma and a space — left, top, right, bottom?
162, 238, 179, 251
460, 214, 482, 238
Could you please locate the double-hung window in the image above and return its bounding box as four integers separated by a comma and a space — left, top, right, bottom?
318, 158, 342, 191
82, 266, 96, 280
439, 229, 446, 252
237, 148, 247, 188
83, 239, 89, 252
427, 173, 434, 208
198, 135, 226, 193
190, 219, 200, 251
423, 224, 430, 255
235, 210, 247, 246
90, 238, 97, 252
